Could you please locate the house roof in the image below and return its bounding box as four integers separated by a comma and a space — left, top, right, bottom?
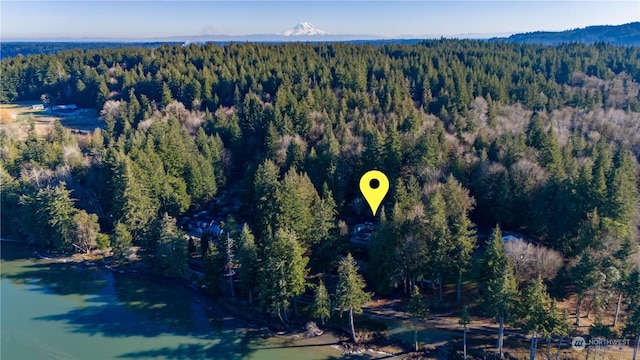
502, 235, 520, 242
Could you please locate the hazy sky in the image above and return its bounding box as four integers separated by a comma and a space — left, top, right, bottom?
2, 1, 639, 40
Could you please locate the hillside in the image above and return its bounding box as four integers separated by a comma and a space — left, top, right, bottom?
1, 41, 639, 350
500, 22, 640, 46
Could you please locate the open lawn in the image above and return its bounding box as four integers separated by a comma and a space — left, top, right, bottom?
0, 101, 102, 140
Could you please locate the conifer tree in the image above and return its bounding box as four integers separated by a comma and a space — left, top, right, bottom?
459, 306, 471, 360
264, 121, 280, 161
310, 184, 339, 272
107, 150, 157, 242
407, 285, 429, 351
369, 208, 400, 295
19, 182, 78, 250
538, 127, 563, 176
443, 175, 477, 301
384, 123, 402, 179
237, 224, 258, 304
517, 277, 552, 360
276, 169, 320, 247
424, 189, 451, 302
607, 149, 638, 230
311, 280, 331, 325
569, 252, 600, 326
111, 221, 133, 262
202, 240, 224, 295
161, 83, 173, 108
253, 159, 280, 240
97, 80, 110, 108
154, 213, 187, 278
481, 225, 518, 358
613, 237, 637, 326
545, 302, 572, 360
624, 269, 640, 360
335, 253, 372, 343
258, 228, 308, 324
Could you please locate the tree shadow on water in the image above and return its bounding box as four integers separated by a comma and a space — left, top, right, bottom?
34, 302, 196, 338
3, 261, 108, 296
31, 271, 232, 339
5, 251, 231, 339
117, 335, 254, 360
0, 242, 37, 262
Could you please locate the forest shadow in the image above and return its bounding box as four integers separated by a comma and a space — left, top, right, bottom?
34, 301, 204, 338
31, 280, 259, 358
116, 336, 254, 360
31, 269, 236, 338
2, 261, 108, 296
0, 242, 38, 262
21, 266, 261, 359
117, 337, 359, 360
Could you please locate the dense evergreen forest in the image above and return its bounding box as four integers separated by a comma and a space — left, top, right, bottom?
2, 40, 640, 351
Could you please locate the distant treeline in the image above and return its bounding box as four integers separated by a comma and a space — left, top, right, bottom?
499, 22, 640, 47
0, 40, 434, 61
0, 42, 177, 60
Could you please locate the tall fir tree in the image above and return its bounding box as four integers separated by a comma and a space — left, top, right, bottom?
153, 213, 187, 278
257, 228, 309, 324
236, 224, 259, 304
311, 280, 331, 326
335, 253, 372, 343
424, 189, 452, 302
442, 175, 477, 302
480, 225, 518, 358
517, 277, 553, 360
253, 159, 281, 240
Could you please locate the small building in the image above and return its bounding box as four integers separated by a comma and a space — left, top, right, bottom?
350, 222, 375, 248
353, 222, 374, 234
51, 104, 78, 112
204, 221, 223, 237
502, 235, 521, 243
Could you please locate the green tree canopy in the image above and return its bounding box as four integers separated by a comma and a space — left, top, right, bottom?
335, 253, 372, 343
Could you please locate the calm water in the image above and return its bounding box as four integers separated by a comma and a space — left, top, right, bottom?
0, 242, 344, 360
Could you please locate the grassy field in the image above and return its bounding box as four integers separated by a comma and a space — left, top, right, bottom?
0, 101, 102, 140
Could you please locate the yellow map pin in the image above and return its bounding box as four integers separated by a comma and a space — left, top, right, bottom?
359, 170, 389, 216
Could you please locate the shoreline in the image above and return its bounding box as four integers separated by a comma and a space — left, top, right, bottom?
1, 241, 385, 356
1, 240, 402, 358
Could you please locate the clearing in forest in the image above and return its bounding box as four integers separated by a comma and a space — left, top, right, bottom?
0, 101, 102, 140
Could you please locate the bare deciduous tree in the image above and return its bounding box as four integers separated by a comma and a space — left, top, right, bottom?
100, 100, 122, 121
505, 240, 563, 284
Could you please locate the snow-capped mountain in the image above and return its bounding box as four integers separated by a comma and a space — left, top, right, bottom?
281, 22, 328, 36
